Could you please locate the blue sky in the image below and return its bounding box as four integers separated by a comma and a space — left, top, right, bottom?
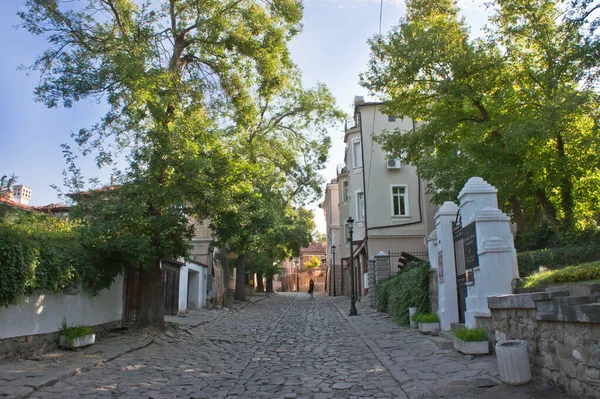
0, 0, 488, 231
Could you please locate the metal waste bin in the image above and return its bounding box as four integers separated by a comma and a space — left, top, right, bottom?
495, 340, 531, 385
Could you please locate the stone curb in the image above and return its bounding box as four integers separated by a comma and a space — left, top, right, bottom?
1, 337, 155, 399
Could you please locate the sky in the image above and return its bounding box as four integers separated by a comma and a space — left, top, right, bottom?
0, 0, 488, 233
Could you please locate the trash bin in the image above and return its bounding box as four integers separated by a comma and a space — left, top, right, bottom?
409, 307, 417, 328
495, 340, 531, 385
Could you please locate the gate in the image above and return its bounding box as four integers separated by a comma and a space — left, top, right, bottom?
453, 212, 478, 324
123, 267, 141, 326
162, 261, 181, 315
453, 216, 467, 324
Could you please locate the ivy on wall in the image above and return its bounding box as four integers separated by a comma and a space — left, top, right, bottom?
376, 261, 431, 325
0, 206, 119, 308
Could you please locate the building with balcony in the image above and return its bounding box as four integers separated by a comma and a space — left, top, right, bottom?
326, 96, 438, 298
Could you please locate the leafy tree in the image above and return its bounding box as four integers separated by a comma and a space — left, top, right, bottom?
19, 0, 304, 326
361, 0, 600, 235
304, 255, 321, 270
209, 78, 342, 300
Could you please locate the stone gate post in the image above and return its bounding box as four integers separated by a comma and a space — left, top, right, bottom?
458, 177, 519, 327
434, 201, 460, 331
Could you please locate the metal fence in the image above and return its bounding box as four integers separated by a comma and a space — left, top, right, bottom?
388, 250, 429, 275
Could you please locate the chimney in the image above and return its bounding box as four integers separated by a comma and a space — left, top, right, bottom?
354, 96, 365, 106
12, 185, 32, 206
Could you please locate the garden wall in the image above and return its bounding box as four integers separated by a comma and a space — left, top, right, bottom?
0, 275, 124, 360
476, 285, 600, 399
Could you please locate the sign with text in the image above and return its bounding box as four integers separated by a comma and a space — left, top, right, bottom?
463, 222, 479, 270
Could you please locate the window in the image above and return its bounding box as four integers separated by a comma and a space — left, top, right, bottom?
342, 180, 349, 202
391, 185, 408, 216
357, 191, 365, 221
388, 115, 396, 122
352, 139, 362, 168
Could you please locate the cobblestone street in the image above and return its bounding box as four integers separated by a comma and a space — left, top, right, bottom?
1, 293, 568, 398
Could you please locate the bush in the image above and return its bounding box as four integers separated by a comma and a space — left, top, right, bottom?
521, 261, 600, 288
454, 326, 487, 342
376, 277, 395, 312
517, 243, 600, 278
375, 260, 431, 325
412, 312, 439, 323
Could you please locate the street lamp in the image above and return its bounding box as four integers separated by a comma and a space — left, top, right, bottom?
332, 245, 336, 296
347, 217, 358, 316
294, 257, 299, 292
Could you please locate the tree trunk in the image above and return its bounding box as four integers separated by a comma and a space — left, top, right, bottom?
535, 189, 560, 233
256, 271, 264, 292
136, 259, 164, 328
235, 253, 247, 301
556, 132, 574, 232
509, 196, 526, 233
265, 276, 274, 293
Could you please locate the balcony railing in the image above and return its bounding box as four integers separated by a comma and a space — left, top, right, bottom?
345, 117, 360, 131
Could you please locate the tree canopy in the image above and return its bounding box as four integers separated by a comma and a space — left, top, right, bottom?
19, 0, 340, 324
361, 0, 600, 236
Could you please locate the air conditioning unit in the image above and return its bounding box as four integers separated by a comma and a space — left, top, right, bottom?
386, 158, 401, 170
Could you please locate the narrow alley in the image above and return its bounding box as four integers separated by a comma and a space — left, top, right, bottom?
2, 294, 567, 399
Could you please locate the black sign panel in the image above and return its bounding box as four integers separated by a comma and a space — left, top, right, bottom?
463, 222, 479, 270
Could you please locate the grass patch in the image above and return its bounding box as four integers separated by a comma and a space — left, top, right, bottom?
412, 313, 439, 323
521, 261, 600, 288
61, 318, 93, 339
454, 326, 487, 342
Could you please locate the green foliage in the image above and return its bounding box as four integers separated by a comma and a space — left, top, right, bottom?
412, 313, 439, 323
515, 222, 561, 252
521, 261, 600, 288
304, 256, 321, 270
0, 205, 87, 307
60, 318, 93, 340
376, 261, 431, 325
517, 243, 600, 278
454, 327, 487, 342
376, 277, 395, 313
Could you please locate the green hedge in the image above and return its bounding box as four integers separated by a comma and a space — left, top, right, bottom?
376, 261, 431, 325
517, 242, 600, 278
0, 206, 87, 307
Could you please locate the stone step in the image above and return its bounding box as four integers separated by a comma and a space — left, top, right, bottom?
439, 330, 455, 341
426, 335, 454, 350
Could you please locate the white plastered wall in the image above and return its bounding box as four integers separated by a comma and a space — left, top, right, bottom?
0, 274, 124, 339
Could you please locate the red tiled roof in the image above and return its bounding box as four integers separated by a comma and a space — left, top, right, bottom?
300, 242, 326, 254
0, 196, 37, 212
34, 203, 70, 213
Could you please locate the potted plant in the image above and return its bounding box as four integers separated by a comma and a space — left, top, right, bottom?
59, 318, 96, 349
413, 313, 440, 333
454, 326, 489, 355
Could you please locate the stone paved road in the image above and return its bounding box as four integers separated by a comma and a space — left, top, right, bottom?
21, 293, 568, 398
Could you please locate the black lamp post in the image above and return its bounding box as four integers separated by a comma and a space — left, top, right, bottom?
332, 245, 336, 296
294, 257, 299, 292
347, 217, 358, 316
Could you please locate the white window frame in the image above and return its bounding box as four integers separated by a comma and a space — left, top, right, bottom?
342, 180, 349, 203
356, 191, 365, 221
352, 139, 362, 169
391, 184, 409, 217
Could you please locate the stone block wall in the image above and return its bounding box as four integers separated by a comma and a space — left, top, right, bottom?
0, 320, 122, 361
477, 286, 600, 399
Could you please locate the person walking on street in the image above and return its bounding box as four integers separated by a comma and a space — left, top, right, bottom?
308, 279, 315, 298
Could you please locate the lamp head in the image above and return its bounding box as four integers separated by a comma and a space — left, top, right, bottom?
347, 216, 354, 231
